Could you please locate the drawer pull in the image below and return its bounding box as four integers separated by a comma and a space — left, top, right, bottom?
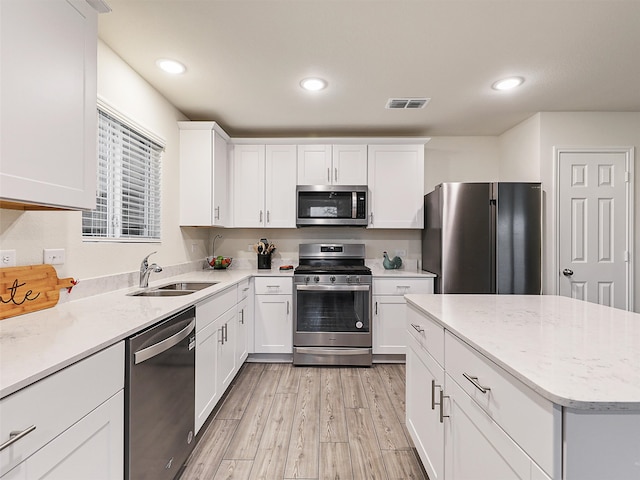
0, 425, 36, 451
411, 323, 424, 333
397, 285, 411, 290
266, 285, 280, 289
463, 373, 491, 394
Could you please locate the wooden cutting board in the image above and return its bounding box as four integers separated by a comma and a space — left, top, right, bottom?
0, 265, 75, 320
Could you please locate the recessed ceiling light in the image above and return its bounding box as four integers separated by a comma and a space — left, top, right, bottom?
156, 59, 186, 75
300, 77, 327, 91
492, 76, 524, 91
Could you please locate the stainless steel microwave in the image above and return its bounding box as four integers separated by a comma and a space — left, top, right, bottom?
296, 185, 368, 226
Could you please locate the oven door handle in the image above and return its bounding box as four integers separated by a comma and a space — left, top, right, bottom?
295, 347, 369, 356
295, 285, 370, 292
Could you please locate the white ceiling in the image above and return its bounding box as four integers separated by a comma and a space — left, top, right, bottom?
98, 0, 640, 137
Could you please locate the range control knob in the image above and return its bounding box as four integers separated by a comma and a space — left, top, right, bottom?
305, 276, 310, 284
314, 276, 320, 283
330, 276, 336, 283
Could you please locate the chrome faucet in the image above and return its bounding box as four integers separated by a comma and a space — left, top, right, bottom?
140, 251, 163, 288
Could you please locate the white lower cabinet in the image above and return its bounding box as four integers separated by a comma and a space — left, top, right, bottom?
254, 277, 292, 354
372, 277, 433, 355
194, 286, 237, 434
443, 375, 550, 480
236, 295, 251, 363
406, 333, 444, 480
3, 392, 124, 480
216, 307, 237, 394
406, 304, 558, 480
0, 343, 124, 479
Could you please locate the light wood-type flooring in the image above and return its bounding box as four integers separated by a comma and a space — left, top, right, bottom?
180, 362, 428, 480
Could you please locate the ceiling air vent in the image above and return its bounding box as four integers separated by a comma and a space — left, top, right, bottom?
385, 98, 430, 109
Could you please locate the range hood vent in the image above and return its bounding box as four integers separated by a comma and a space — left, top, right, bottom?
385, 97, 430, 109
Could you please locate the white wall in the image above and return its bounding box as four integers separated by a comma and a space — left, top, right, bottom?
522, 112, 640, 311
498, 113, 541, 182
424, 136, 500, 192
0, 41, 209, 280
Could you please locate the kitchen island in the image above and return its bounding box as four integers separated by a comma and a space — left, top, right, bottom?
404, 294, 640, 480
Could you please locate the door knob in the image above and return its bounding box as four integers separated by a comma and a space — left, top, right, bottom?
562, 268, 574, 277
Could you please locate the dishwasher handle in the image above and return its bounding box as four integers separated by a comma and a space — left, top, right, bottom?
134, 319, 195, 365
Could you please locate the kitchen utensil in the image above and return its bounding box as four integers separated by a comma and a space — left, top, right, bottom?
0, 265, 75, 320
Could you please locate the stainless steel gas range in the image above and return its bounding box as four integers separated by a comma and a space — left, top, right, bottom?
293, 243, 372, 366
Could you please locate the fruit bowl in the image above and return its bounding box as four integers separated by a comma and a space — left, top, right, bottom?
206, 256, 233, 269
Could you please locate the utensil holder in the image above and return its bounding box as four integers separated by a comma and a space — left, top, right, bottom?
257, 254, 272, 270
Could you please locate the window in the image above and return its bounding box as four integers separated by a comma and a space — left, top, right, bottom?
83, 107, 163, 241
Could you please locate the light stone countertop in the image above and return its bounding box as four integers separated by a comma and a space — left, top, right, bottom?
0, 264, 434, 399
405, 294, 640, 410
0, 268, 291, 399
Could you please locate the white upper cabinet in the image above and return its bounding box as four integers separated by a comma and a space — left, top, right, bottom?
367, 144, 425, 229
231, 145, 265, 227
265, 145, 297, 227
231, 144, 296, 228
179, 122, 229, 226
332, 145, 368, 185
297, 144, 367, 185
297, 145, 332, 185
0, 0, 98, 210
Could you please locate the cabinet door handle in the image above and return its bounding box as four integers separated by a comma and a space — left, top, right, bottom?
224, 323, 228, 343
240, 309, 244, 325
259, 210, 263, 223
439, 389, 449, 423
369, 212, 374, 225
327, 167, 330, 183
431, 380, 438, 410
411, 323, 424, 333
463, 373, 491, 394
375, 301, 378, 315
286, 301, 290, 315
432, 386, 449, 423
266, 210, 270, 224
219, 327, 224, 344
0, 425, 37, 451
334, 167, 338, 182
215, 206, 220, 220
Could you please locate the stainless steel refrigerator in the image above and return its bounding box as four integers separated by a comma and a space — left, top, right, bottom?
422, 182, 542, 294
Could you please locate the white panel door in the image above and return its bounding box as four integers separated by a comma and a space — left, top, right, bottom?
558, 150, 632, 309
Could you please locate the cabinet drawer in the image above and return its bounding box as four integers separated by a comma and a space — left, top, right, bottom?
406, 303, 444, 366
0, 342, 124, 477
445, 332, 560, 478
237, 278, 251, 302
196, 285, 237, 332
254, 276, 292, 295
373, 278, 433, 295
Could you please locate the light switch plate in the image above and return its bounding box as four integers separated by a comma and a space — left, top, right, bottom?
0, 250, 16, 267
395, 249, 407, 257
44, 248, 65, 265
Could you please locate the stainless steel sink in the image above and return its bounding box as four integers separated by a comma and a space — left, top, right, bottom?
157, 282, 218, 291
129, 281, 218, 297
130, 290, 195, 297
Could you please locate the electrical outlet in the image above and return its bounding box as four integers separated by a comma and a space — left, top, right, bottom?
191, 243, 197, 253
248, 244, 254, 252
0, 250, 16, 267
44, 248, 65, 265
395, 249, 407, 257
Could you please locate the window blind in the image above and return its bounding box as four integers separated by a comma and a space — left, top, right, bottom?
82, 109, 162, 240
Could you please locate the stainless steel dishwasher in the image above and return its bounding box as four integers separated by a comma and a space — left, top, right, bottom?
126, 306, 196, 480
